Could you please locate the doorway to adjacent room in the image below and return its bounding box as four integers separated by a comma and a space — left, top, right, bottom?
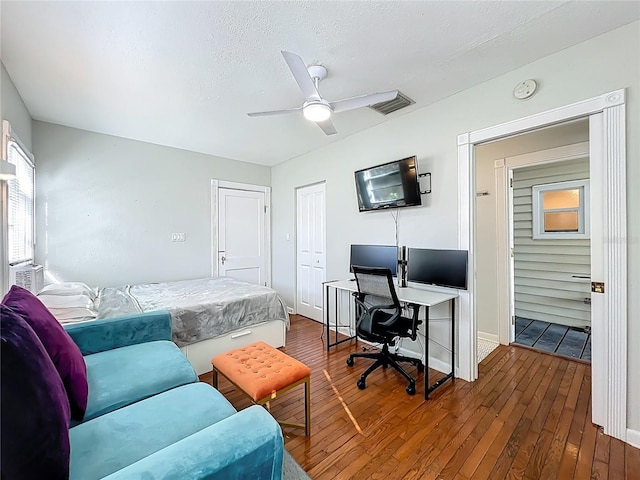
475, 122, 593, 363
509, 154, 592, 362
461, 89, 627, 441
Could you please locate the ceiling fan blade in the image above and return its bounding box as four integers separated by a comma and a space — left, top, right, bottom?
281, 51, 321, 100
330, 90, 398, 113
316, 118, 337, 136
247, 107, 302, 117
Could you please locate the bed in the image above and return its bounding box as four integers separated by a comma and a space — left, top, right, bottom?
38, 277, 290, 375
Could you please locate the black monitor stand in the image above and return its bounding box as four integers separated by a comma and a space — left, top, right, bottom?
397, 246, 407, 288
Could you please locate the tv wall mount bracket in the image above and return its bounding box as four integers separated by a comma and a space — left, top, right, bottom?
418, 172, 432, 195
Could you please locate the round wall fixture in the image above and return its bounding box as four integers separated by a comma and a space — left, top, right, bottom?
513, 79, 538, 100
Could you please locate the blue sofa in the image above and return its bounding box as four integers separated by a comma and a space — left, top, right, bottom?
64, 310, 285, 479
65, 312, 283, 480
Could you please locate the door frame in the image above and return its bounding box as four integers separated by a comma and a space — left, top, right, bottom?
458, 89, 627, 441
496, 142, 591, 345
210, 180, 271, 285
295, 181, 327, 320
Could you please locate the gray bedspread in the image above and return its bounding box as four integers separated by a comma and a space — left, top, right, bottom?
96, 277, 289, 347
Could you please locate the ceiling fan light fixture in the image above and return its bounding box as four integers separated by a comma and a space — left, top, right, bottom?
303, 102, 331, 122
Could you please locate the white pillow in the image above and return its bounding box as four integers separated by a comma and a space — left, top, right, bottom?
37, 293, 95, 310
38, 282, 97, 300
37, 289, 98, 323
49, 307, 97, 322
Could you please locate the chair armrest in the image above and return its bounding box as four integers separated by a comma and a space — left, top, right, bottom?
102, 405, 284, 480
64, 311, 172, 355
404, 303, 421, 341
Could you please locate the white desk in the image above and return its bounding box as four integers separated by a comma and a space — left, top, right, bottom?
323, 279, 458, 400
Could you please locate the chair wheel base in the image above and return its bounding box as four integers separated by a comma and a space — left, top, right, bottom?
346, 357, 354, 367
417, 363, 425, 373
357, 378, 366, 390
406, 383, 416, 395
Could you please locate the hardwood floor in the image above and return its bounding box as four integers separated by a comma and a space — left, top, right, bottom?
200, 315, 640, 480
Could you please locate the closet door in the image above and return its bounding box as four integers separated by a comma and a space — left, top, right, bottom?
296, 183, 326, 321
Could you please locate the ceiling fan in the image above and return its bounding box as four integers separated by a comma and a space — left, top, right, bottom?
247, 51, 398, 136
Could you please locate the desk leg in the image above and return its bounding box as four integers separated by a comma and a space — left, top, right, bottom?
424, 306, 430, 400
451, 299, 455, 381
333, 287, 338, 349
424, 298, 456, 400
324, 284, 359, 351
324, 284, 330, 352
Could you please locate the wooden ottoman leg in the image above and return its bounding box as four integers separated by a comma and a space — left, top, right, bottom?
212, 368, 218, 389
304, 376, 311, 436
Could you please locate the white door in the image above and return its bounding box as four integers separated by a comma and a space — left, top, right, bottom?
296, 183, 326, 321
588, 113, 606, 428
507, 168, 516, 343
218, 187, 267, 286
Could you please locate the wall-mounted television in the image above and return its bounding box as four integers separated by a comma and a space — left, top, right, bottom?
406, 248, 468, 290
350, 244, 398, 276
354, 156, 421, 212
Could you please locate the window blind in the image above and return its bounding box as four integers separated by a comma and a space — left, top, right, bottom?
7, 139, 35, 265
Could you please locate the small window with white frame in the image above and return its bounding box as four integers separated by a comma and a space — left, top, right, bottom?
532, 179, 590, 240
3, 120, 36, 265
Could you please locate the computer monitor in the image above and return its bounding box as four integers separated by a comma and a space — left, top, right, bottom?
406, 248, 468, 290
349, 244, 398, 276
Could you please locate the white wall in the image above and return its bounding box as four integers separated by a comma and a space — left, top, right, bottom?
1, 62, 32, 150
32, 121, 271, 287
475, 120, 589, 338
271, 22, 640, 429
0, 62, 33, 294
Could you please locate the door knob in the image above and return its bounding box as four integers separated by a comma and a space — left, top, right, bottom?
221, 256, 226, 265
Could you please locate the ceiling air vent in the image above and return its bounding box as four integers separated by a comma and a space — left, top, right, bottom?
369, 91, 414, 115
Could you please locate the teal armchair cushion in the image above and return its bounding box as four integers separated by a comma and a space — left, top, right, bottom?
69, 383, 238, 479
102, 405, 284, 480
79, 340, 197, 424
64, 311, 171, 355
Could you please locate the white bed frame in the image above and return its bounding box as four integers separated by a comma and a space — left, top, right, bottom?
179, 320, 287, 375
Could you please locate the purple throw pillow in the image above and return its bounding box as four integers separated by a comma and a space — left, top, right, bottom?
1, 304, 71, 479
2, 285, 88, 420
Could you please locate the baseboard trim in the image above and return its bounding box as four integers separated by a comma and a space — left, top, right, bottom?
426, 355, 453, 375
478, 331, 499, 344
626, 428, 640, 449
396, 345, 451, 375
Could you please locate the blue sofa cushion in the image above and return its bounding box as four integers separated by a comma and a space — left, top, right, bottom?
102, 405, 284, 480
80, 340, 197, 423
69, 382, 237, 479
0, 305, 71, 480
64, 311, 172, 355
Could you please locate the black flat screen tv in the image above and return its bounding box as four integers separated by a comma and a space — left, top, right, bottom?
354, 156, 421, 212
406, 248, 468, 290
350, 244, 398, 276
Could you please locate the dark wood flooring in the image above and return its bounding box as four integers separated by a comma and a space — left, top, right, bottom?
200, 315, 640, 480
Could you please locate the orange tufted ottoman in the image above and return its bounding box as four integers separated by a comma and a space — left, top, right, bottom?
211, 341, 311, 435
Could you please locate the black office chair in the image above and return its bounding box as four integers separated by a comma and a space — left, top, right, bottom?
346, 266, 423, 395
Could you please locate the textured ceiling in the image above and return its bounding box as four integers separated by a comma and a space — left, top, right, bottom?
1, 1, 638, 166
